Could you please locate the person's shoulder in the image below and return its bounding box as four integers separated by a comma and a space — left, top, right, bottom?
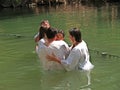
40, 38, 45, 42
49, 41, 59, 49
51, 40, 63, 45
77, 40, 86, 45
38, 38, 45, 43
82, 40, 86, 43
57, 40, 68, 45
38, 38, 46, 46
76, 40, 88, 51
57, 40, 69, 47
81, 40, 88, 47
49, 40, 67, 49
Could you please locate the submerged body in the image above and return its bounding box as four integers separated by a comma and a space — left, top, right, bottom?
37, 39, 70, 70
61, 40, 94, 71
47, 28, 94, 71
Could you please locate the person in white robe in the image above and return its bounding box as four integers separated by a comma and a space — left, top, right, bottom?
34, 20, 50, 43
47, 28, 94, 71
37, 27, 70, 70
35, 20, 50, 53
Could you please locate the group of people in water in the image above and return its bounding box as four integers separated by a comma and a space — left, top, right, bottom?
34, 20, 94, 71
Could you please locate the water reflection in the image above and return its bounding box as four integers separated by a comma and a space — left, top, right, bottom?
31, 2, 120, 21
31, 6, 50, 15
40, 70, 93, 90
0, 8, 34, 19
0, 2, 120, 90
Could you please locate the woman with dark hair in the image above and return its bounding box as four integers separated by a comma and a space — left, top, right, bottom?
34, 20, 50, 42
47, 28, 94, 71
35, 20, 50, 53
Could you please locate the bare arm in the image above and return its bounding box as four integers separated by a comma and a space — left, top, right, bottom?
34, 33, 40, 42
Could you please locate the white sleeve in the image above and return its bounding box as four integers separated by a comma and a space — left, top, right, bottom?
62, 41, 70, 58
34, 32, 39, 39
61, 49, 80, 71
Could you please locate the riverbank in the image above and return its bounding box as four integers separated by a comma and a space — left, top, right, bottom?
0, 0, 120, 8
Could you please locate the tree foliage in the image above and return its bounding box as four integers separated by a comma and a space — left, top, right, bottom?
0, 0, 30, 8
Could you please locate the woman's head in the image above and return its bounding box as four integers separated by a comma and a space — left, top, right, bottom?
56, 30, 65, 40
38, 20, 50, 39
40, 20, 50, 29
69, 28, 82, 43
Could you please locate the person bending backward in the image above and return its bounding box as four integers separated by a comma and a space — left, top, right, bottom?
47, 28, 94, 71
35, 20, 50, 53
36, 27, 48, 53
34, 20, 50, 43
37, 27, 70, 70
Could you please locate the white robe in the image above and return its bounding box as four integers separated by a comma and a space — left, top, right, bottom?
37, 39, 70, 70
61, 40, 94, 71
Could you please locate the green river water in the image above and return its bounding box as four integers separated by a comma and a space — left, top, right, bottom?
0, 3, 120, 90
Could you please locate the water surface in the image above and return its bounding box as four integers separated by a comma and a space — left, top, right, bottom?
0, 3, 120, 90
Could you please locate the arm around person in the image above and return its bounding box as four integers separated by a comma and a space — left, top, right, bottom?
61, 48, 80, 71
47, 47, 80, 71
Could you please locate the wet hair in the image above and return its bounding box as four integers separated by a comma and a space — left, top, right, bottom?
69, 28, 82, 42
38, 27, 48, 39
40, 20, 49, 25
46, 27, 57, 39
38, 20, 50, 40
58, 30, 65, 37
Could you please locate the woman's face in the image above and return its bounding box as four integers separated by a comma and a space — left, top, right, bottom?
56, 33, 64, 40
41, 22, 50, 29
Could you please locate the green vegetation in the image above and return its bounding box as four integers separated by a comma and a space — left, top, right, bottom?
0, 0, 120, 8
0, 0, 30, 8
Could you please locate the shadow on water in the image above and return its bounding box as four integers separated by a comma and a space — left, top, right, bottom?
0, 7, 34, 20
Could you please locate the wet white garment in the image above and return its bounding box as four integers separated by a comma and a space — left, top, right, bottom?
35, 38, 45, 54
48, 40, 70, 70
49, 40, 69, 60
37, 39, 70, 70
61, 40, 94, 71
